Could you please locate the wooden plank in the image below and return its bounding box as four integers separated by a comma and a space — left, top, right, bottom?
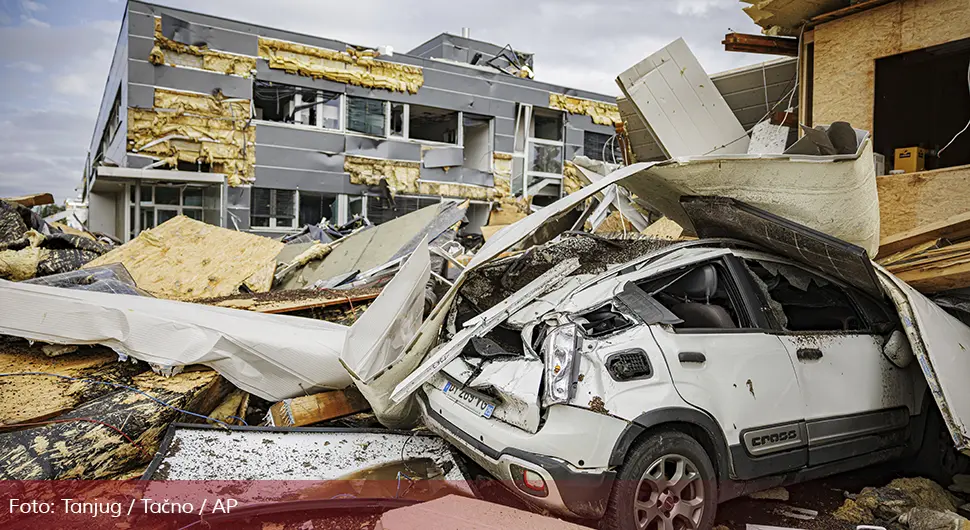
2, 193, 54, 207
810, 0, 897, 25
878, 165, 970, 238
896, 260, 970, 293
878, 211, 970, 258
876, 239, 940, 267
266, 387, 370, 427
885, 241, 970, 271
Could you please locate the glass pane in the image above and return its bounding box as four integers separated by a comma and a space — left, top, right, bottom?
183, 209, 203, 221
532, 111, 563, 141
274, 190, 295, 217
129, 206, 135, 233
320, 93, 340, 130
251, 188, 272, 216
157, 209, 178, 225
155, 187, 179, 205
129, 185, 136, 204
183, 188, 204, 207
252, 216, 269, 227
298, 192, 332, 226
346, 97, 385, 136
140, 186, 153, 206
141, 207, 155, 230
529, 143, 563, 174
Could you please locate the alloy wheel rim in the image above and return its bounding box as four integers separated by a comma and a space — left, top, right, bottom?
633, 453, 704, 530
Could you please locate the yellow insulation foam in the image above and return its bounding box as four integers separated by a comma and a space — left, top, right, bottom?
549, 94, 621, 126
344, 156, 496, 201
149, 17, 256, 77
258, 37, 423, 94
128, 88, 254, 186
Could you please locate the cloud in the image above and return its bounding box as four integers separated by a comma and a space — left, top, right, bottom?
21, 0, 46, 12
7, 60, 43, 73
20, 15, 49, 28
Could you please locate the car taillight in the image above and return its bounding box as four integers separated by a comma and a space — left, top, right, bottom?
510, 464, 548, 497
541, 323, 580, 407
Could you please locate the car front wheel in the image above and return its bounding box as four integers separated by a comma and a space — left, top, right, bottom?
601, 430, 718, 530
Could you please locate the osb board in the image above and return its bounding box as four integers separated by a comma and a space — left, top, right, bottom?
813, 0, 970, 131
84, 215, 284, 300
877, 164, 970, 238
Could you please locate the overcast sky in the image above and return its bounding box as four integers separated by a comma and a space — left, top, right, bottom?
0, 0, 766, 203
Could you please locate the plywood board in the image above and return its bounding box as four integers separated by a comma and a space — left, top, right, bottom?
85, 215, 284, 300
616, 38, 749, 158
877, 164, 970, 238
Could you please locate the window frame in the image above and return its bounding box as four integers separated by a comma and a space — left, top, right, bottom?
345, 95, 388, 137
251, 188, 298, 230
252, 79, 343, 132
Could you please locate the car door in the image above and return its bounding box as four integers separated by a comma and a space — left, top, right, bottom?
737, 256, 917, 466
640, 256, 808, 479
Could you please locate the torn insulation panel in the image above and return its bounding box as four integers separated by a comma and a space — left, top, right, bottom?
549, 94, 621, 126
128, 88, 255, 185
344, 155, 496, 201
149, 17, 256, 77
258, 37, 423, 94
562, 160, 587, 195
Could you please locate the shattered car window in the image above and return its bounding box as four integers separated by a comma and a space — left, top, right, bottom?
744, 259, 869, 333
637, 261, 749, 330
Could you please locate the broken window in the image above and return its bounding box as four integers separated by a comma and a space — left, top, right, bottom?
462, 114, 492, 172
743, 259, 871, 332
532, 108, 563, 142
251, 188, 296, 229
528, 144, 564, 174
637, 261, 751, 330
346, 96, 386, 136
298, 191, 338, 226
253, 80, 341, 129
389, 103, 406, 137
584, 131, 622, 163
408, 104, 459, 144
366, 194, 440, 225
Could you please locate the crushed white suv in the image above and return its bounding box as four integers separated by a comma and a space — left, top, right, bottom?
412, 197, 967, 530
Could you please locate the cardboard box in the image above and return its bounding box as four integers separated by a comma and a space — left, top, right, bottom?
894, 147, 926, 174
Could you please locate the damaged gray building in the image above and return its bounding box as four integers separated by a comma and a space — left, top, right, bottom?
80, 1, 796, 241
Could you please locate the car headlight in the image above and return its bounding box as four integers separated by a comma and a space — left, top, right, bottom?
541, 323, 581, 406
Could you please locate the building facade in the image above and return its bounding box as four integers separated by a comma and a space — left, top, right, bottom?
82, 1, 626, 241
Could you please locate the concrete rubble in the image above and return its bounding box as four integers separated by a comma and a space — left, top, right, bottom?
4, 14, 970, 530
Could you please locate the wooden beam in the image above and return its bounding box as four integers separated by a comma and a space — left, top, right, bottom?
896, 260, 970, 294
722, 33, 798, 56
266, 387, 370, 427
769, 111, 798, 128
878, 211, 970, 258
810, 0, 896, 25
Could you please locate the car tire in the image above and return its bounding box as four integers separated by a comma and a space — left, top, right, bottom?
911, 402, 970, 485
601, 430, 717, 530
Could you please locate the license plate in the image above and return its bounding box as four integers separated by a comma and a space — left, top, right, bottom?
442, 381, 495, 419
